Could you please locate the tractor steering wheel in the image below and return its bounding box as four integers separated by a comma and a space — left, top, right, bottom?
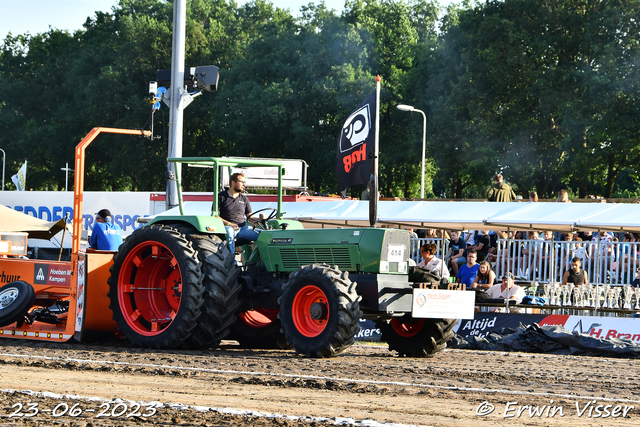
246, 208, 279, 230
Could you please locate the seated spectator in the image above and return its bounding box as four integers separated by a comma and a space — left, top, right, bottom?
464, 230, 477, 247
562, 257, 589, 287
447, 230, 467, 276
456, 250, 479, 290
632, 269, 640, 287
529, 191, 538, 202
417, 243, 450, 280
486, 272, 526, 303
468, 229, 490, 261
436, 229, 450, 240
471, 261, 496, 290
571, 237, 589, 266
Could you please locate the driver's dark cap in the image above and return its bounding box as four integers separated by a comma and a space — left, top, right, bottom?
502, 272, 514, 280
97, 209, 112, 219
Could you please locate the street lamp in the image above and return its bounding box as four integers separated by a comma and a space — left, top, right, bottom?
397, 104, 427, 199
0, 148, 5, 191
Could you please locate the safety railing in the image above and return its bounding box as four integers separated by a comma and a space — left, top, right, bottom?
493, 239, 640, 286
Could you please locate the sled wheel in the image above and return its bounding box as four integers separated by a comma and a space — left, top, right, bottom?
377, 317, 456, 357
279, 264, 361, 358
108, 224, 204, 348
180, 233, 241, 349
0, 281, 35, 326
230, 308, 290, 349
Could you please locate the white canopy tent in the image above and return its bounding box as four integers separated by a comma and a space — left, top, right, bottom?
158, 200, 640, 233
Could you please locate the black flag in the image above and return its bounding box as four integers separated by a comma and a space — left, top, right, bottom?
335, 92, 376, 197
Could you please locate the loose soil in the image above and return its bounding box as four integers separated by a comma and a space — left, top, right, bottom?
0, 338, 639, 426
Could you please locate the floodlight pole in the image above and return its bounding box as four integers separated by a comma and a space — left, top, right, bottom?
166, 0, 187, 210
61, 162, 74, 192
0, 148, 4, 191
397, 104, 427, 199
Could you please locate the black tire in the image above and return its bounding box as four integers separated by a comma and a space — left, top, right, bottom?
0, 281, 35, 326
108, 224, 204, 349
377, 317, 457, 357
180, 234, 242, 349
278, 263, 361, 358
229, 308, 290, 349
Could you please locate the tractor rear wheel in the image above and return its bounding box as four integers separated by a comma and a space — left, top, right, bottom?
278, 264, 361, 358
180, 234, 241, 349
0, 281, 35, 326
377, 317, 456, 357
230, 308, 289, 349
108, 224, 204, 349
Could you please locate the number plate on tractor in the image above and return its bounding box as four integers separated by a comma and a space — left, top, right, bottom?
387, 245, 404, 262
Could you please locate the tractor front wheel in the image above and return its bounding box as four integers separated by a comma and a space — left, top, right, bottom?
108, 224, 204, 349
377, 317, 456, 357
278, 264, 361, 358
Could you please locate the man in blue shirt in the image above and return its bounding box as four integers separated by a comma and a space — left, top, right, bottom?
90, 208, 123, 251
456, 250, 480, 290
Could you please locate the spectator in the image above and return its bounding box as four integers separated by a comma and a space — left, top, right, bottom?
487, 174, 517, 202
529, 191, 539, 202
436, 229, 450, 240
468, 229, 491, 261
487, 272, 526, 302
90, 209, 123, 251
571, 236, 589, 266
360, 182, 370, 200
425, 229, 437, 239
456, 250, 479, 290
464, 230, 477, 247
632, 269, 639, 287
562, 257, 589, 287
556, 189, 570, 202
447, 231, 467, 276
472, 261, 496, 290
417, 243, 450, 280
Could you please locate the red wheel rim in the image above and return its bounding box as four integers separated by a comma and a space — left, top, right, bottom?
390, 318, 425, 338
117, 240, 183, 336
239, 308, 279, 328
291, 285, 329, 338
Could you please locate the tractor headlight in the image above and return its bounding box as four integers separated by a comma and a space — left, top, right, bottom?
379, 261, 389, 272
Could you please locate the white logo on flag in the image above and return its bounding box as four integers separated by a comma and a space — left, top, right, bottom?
340, 105, 371, 153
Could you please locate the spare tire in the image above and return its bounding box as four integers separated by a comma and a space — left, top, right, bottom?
0, 281, 35, 326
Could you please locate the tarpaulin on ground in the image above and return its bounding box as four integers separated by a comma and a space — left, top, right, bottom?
449, 323, 640, 358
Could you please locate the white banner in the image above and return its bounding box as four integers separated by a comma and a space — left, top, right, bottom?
412, 289, 475, 319
0, 191, 153, 247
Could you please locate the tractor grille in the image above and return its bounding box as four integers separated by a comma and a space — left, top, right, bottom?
279, 247, 354, 270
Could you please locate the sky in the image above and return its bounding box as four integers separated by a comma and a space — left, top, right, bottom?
0, 0, 459, 38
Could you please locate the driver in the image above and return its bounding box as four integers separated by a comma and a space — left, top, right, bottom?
218, 172, 261, 254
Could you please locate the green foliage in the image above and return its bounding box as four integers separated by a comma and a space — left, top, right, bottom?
0, 0, 639, 200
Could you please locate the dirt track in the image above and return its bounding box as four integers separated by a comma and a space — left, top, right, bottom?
0, 338, 639, 426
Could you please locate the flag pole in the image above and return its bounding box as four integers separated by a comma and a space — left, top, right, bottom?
369, 75, 381, 227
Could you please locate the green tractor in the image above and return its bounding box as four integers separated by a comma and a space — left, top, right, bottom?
108, 157, 464, 357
